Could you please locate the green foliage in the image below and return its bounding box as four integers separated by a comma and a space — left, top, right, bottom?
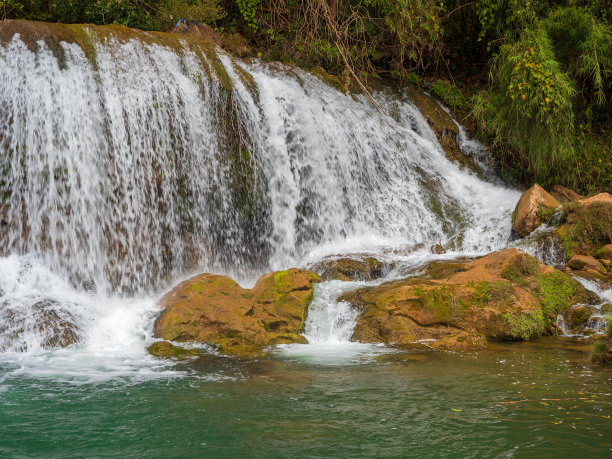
363, 0, 443, 71
1, 0, 225, 30
391, 69, 422, 85
536, 271, 576, 318
591, 340, 608, 363
430, 80, 467, 109
502, 309, 545, 340
475, 27, 576, 173
544, 6, 612, 108
235, 0, 259, 32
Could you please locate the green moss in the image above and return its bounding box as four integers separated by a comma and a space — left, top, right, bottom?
501, 254, 539, 285
67, 24, 98, 69
472, 281, 516, 308
502, 310, 545, 340
536, 271, 576, 318
147, 341, 199, 359
415, 286, 463, 321
309, 66, 346, 92
425, 261, 467, 280
430, 80, 468, 110
591, 340, 608, 364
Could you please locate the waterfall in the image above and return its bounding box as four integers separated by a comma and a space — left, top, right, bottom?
0, 22, 523, 363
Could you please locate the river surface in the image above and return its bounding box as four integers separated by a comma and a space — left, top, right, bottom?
1, 339, 611, 457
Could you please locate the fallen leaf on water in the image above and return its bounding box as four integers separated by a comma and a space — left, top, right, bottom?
540, 401, 550, 406
602, 415, 610, 419
452, 409, 463, 412
552, 421, 563, 425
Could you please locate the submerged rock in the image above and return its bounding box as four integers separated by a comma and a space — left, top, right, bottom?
0, 298, 80, 351
512, 184, 560, 237
309, 256, 388, 282
147, 340, 200, 359
339, 248, 590, 351
154, 268, 320, 355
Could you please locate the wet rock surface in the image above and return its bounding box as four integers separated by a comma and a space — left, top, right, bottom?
154, 268, 320, 355
0, 298, 80, 351
339, 249, 590, 351
309, 255, 389, 282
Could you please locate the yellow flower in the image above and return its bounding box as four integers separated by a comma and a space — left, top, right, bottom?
545, 97, 550, 103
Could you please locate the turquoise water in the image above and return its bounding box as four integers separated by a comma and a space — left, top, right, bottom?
1, 338, 611, 458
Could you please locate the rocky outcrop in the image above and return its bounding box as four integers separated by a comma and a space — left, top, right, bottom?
555, 196, 612, 278
309, 256, 387, 282
567, 255, 604, 273
512, 184, 560, 237
154, 268, 320, 355
402, 87, 482, 174
170, 21, 221, 45
579, 192, 612, 208
549, 185, 582, 203
339, 249, 590, 351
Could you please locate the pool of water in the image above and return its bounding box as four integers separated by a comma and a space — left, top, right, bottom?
1, 338, 611, 457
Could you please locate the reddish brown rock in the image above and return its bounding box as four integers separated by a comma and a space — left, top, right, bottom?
339, 249, 588, 351
170, 21, 221, 45
580, 192, 612, 208
154, 268, 320, 355
568, 255, 603, 273
512, 184, 560, 237
549, 185, 582, 203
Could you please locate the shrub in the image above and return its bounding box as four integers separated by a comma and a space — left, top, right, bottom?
475, 27, 576, 174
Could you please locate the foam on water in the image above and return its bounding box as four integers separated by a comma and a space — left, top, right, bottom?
0, 26, 533, 374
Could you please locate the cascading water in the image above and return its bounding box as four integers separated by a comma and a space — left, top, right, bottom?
0, 22, 527, 371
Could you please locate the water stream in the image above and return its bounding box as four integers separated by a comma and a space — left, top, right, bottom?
1, 24, 612, 456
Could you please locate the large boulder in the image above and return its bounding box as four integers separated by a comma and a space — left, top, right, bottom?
339, 249, 590, 351
512, 184, 560, 237
154, 268, 320, 355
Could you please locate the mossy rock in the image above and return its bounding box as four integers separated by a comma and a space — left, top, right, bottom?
147, 341, 200, 359
339, 248, 590, 351
154, 268, 319, 356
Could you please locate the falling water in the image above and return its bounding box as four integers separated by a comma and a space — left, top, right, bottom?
0, 22, 525, 367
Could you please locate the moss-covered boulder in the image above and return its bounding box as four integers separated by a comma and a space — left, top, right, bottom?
147, 340, 200, 359
555, 198, 612, 270
339, 248, 590, 351
309, 256, 388, 282
512, 184, 560, 237
153, 268, 320, 355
